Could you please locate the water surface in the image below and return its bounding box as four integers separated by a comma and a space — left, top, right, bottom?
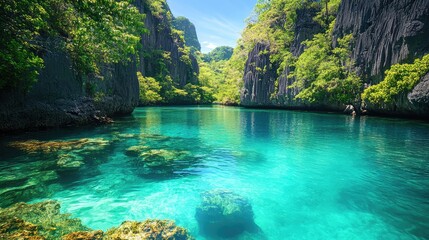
1, 106, 429, 239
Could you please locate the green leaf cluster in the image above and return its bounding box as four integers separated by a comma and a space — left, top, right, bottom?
138, 72, 163, 105
0, 0, 145, 91
362, 54, 429, 104
293, 24, 362, 105
202, 46, 234, 62
172, 16, 201, 52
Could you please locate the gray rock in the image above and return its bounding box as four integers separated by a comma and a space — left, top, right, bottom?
333, 0, 429, 80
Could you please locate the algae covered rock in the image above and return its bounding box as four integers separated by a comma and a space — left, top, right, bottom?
0, 201, 90, 239
125, 145, 150, 157
105, 220, 193, 240
140, 149, 189, 167
9, 138, 109, 154
195, 189, 258, 238
62, 230, 103, 240
0, 217, 45, 240
57, 153, 85, 170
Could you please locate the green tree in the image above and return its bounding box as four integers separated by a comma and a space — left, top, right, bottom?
172, 16, 201, 52
0, 0, 145, 91
138, 72, 163, 105
362, 54, 429, 105
292, 23, 362, 107
202, 46, 234, 62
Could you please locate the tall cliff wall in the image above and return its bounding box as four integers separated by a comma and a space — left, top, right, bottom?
136, 1, 199, 88
241, 6, 330, 109
334, 0, 429, 116
333, 0, 429, 81
172, 16, 201, 52
0, 0, 199, 132
0, 40, 139, 132
241, 0, 429, 117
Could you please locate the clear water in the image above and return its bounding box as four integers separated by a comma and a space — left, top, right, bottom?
1, 106, 429, 239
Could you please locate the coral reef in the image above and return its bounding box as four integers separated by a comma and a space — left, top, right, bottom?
105, 220, 193, 240
195, 189, 258, 238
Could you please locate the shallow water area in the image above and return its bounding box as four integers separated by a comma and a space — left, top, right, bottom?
1, 106, 429, 239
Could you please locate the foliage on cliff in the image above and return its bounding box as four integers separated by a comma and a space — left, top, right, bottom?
0, 0, 145, 91
292, 24, 362, 105
173, 16, 201, 52
220, 0, 361, 106
138, 1, 213, 105
198, 47, 245, 105
202, 46, 234, 62
362, 54, 429, 105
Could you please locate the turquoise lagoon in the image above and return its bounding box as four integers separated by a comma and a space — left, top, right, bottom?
1, 106, 429, 239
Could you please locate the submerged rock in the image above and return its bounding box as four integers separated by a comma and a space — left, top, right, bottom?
195, 189, 258, 238
0, 201, 90, 239
139, 149, 190, 167
105, 220, 193, 240
0, 217, 45, 240
57, 153, 85, 170
62, 230, 103, 240
0, 200, 196, 240
9, 138, 109, 154
0, 169, 60, 208
125, 145, 150, 157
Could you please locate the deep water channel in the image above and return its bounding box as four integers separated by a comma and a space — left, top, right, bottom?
1, 106, 429, 239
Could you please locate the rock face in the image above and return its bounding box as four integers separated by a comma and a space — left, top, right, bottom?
333, 0, 429, 81
0, 44, 139, 132
136, 1, 199, 88
334, 0, 429, 117
241, 0, 429, 117
241, 42, 277, 106
173, 16, 201, 51
195, 189, 258, 238
0, 0, 200, 132
241, 6, 329, 109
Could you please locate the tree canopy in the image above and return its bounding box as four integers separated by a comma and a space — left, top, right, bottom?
0, 0, 145, 91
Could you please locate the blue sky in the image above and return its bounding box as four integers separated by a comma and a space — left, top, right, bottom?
167, 0, 257, 53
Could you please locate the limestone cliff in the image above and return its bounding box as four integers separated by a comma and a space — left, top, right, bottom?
240, 0, 429, 118
334, 0, 429, 116
241, 6, 330, 110
0, 0, 199, 132
0, 40, 139, 132
136, 0, 199, 89
172, 16, 201, 52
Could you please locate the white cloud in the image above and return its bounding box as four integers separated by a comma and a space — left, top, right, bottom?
203, 41, 218, 50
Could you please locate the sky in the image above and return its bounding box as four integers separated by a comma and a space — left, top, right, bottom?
167, 0, 258, 53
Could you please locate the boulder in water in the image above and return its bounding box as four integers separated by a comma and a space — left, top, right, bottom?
195, 189, 258, 238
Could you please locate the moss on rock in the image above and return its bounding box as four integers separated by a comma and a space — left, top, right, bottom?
104, 220, 193, 240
